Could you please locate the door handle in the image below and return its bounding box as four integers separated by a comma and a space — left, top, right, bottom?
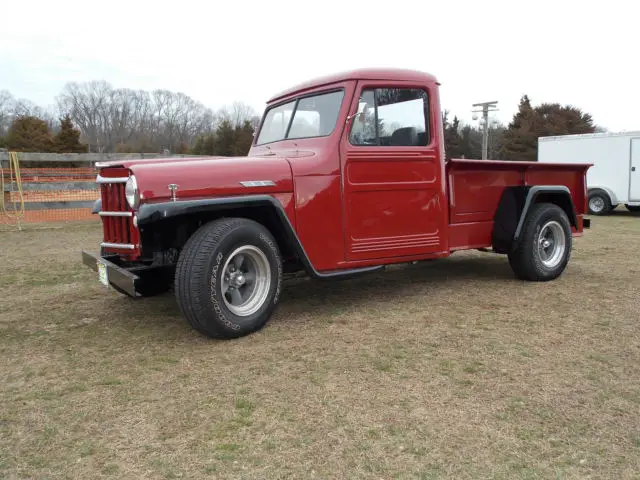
633, 167, 636, 172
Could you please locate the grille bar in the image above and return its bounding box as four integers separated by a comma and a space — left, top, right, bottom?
99, 211, 133, 217
101, 242, 136, 250
97, 174, 128, 183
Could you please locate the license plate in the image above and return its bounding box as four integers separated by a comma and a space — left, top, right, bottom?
97, 261, 109, 287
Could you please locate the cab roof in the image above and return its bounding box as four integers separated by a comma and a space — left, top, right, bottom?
267, 68, 439, 104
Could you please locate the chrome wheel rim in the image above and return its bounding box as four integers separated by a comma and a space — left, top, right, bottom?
537, 220, 566, 268
589, 196, 604, 213
220, 246, 271, 317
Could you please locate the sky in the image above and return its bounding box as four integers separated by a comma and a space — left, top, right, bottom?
1, 0, 637, 132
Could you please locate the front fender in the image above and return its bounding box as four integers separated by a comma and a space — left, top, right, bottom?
136, 196, 279, 226
136, 195, 383, 280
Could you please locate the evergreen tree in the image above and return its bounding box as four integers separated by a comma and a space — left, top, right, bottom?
54, 113, 87, 153
191, 135, 205, 154
191, 133, 216, 155
459, 125, 481, 159
499, 95, 537, 161
442, 111, 463, 159
232, 120, 255, 156
500, 95, 595, 161
6, 116, 55, 152
212, 120, 236, 156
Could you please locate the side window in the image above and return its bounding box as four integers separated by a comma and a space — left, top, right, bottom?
349, 87, 429, 147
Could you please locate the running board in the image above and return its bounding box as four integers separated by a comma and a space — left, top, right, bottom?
311, 265, 384, 280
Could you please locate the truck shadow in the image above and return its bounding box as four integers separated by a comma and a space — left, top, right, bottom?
118, 252, 590, 338
605, 211, 640, 218
279, 254, 515, 311
138, 254, 518, 328
589, 207, 640, 218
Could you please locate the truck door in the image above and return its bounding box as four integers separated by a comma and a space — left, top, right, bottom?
630, 138, 640, 201
339, 81, 447, 261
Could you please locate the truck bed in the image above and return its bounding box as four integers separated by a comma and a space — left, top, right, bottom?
445, 158, 591, 251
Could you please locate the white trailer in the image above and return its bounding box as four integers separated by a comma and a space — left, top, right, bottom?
537, 131, 640, 215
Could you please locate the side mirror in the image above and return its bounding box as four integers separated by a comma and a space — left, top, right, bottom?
345, 111, 362, 135
346, 111, 362, 123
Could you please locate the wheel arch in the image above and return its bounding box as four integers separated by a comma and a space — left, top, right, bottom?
588, 185, 617, 206
137, 196, 297, 263
492, 185, 577, 254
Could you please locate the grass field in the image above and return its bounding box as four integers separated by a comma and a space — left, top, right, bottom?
1, 211, 639, 479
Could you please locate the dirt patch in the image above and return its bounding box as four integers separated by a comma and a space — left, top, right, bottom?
1, 213, 639, 479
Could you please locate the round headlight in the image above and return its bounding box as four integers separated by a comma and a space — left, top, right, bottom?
125, 175, 140, 209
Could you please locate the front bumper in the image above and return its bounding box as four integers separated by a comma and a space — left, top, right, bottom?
82, 250, 140, 297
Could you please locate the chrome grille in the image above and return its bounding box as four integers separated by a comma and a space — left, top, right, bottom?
98, 173, 137, 251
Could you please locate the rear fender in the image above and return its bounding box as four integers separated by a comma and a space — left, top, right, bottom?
136, 195, 382, 280
492, 186, 577, 254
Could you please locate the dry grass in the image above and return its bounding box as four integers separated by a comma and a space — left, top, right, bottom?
1, 210, 639, 479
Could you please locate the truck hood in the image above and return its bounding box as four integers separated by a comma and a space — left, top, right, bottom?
101, 155, 294, 202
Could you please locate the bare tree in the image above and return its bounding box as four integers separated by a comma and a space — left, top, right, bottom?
11, 81, 256, 153
57, 80, 112, 152
217, 101, 256, 128
0, 90, 15, 136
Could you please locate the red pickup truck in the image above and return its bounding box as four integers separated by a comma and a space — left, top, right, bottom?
82, 68, 591, 339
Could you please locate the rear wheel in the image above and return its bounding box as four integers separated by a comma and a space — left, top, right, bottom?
587, 190, 612, 215
508, 203, 572, 281
625, 204, 640, 212
174, 218, 283, 339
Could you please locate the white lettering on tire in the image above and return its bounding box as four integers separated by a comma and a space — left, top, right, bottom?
210, 251, 241, 331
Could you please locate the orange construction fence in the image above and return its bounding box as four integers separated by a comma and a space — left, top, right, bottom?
1, 167, 100, 228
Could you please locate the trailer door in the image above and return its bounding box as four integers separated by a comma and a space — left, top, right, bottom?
631, 138, 640, 201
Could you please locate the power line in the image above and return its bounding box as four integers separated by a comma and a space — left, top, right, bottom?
472, 101, 498, 160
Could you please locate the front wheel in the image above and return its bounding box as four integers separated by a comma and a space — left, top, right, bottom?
174, 218, 283, 339
508, 203, 572, 281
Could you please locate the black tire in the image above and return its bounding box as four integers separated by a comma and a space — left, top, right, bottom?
587, 189, 612, 215
508, 203, 572, 281
625, 204, 640, 213
174, 217, 283, 339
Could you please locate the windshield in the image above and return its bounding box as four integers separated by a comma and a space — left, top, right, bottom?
255, 90, 344, 145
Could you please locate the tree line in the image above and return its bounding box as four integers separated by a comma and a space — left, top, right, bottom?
0, 81, 600, 161
0, 82, 259, 156
442, 95, 599, 161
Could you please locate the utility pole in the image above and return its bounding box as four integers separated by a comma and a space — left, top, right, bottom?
472, 101, 498, 159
